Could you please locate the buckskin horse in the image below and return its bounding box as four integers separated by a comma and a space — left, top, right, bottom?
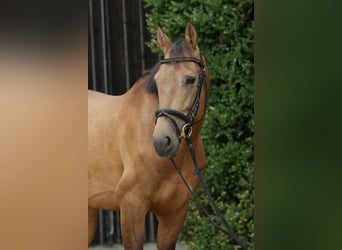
88, 22, 210, 250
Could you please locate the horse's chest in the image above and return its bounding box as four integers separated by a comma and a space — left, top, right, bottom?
150, 179, 190, 212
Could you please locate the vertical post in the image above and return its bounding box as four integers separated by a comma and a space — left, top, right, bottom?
138, 0, 145, 73
114, 211, 122, 243
98, 209, 104, 245
107, 211, 114, 244
100, 0, 108, 94
88, 0, 97, 90
121, 0, 130, 91
148, 212, 157, 242
103, 0, 113, 95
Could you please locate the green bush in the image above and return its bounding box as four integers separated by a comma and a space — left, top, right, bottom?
144, 0, 254, 249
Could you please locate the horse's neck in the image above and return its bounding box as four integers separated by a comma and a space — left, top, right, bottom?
125, 79, 158, 108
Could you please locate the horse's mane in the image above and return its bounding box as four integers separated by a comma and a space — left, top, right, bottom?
143, 62, 160, 94
143, 38, 192, 94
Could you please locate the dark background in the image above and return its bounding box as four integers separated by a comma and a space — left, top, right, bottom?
88, 0, 158, 95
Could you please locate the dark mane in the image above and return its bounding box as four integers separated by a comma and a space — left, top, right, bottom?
143, 38, 192, 94
143, 62, 160, 94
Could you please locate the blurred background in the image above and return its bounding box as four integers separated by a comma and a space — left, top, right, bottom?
2, 0, 341, 250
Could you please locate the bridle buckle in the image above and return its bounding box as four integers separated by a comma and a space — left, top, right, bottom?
180, 123, 192, 139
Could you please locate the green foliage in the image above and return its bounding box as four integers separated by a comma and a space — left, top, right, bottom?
144, 0, 254, 249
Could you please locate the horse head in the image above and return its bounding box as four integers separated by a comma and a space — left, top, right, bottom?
152, 22, 208, 158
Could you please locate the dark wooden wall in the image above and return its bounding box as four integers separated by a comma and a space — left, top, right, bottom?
89, 0, 158, 95
88, 0, 159, 245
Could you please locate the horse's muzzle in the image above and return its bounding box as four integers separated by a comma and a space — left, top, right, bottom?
152, 134, 178, 157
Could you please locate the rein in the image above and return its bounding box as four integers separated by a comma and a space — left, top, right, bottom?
155, 55, 252, 249
170, 135, 253, 249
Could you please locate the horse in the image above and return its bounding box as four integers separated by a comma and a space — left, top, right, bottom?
88, 22, 210, 250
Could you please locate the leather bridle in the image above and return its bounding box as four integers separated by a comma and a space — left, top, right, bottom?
155, 55, 208, 140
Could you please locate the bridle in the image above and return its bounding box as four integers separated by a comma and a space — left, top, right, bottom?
155, 55, 208, 140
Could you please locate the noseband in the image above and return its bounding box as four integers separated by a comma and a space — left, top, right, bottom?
155, 55, 207, 140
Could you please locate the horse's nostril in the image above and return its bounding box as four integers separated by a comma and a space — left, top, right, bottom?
165, 136, 171, 146
152, 134, 178, 157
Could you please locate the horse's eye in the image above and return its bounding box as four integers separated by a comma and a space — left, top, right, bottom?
184, 76, 196, 85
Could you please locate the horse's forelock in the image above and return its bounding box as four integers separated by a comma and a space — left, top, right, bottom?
169, 38, 192, 57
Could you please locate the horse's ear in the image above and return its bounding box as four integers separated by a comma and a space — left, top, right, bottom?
157, 26, 171, 55
185, 22, 198, 50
